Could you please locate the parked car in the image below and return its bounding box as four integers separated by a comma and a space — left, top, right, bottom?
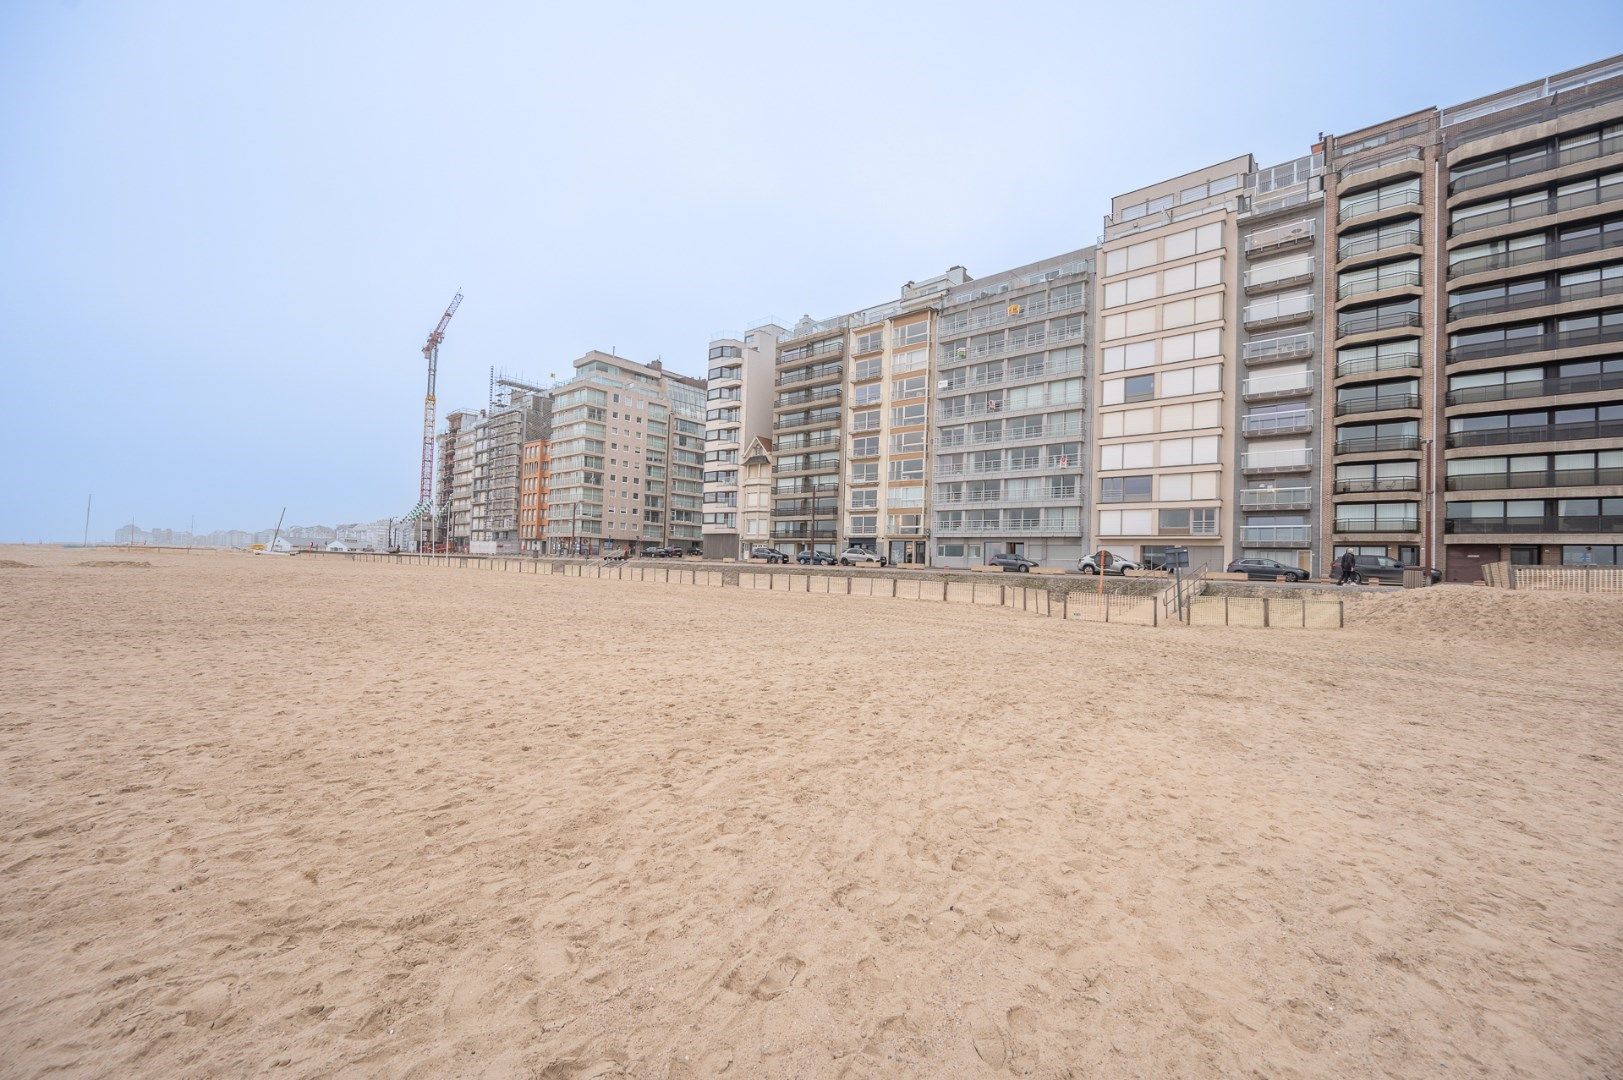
749, 546, 789, 564
797, 550, 836, 565
1077, 554, 1140, 575
837, 547, 887, 567
1348, 554, 1444, 586
644, 546, 681, 558
1226, 557, 1310, 582
987, 553, 1039, 573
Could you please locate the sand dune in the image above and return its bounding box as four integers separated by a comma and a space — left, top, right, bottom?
1, 546, 1619, 1078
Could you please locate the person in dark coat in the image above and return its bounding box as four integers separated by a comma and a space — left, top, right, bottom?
1338, 549, 1358, 585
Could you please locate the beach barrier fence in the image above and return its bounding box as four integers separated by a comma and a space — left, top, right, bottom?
321, 552, 1344, 629
1484, 561, 1623, 593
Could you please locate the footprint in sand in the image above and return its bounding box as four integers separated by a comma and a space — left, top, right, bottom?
962, 1003, 1005, 1067
752, 956, 805, 1000
1006, 1006, 1041, 1075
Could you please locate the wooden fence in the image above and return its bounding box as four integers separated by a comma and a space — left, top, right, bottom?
1483, 561, 1623, 593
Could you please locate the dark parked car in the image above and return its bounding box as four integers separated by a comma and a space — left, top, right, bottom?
988, 553, 1038, 573
749, 546, 788, 564
1348, 554, 1443, 585
1226, 557, 1310, 582
797, 550, 836, 565
644, 546, 681, 558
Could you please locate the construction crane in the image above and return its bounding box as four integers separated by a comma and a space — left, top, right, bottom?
402, 290, 462, 550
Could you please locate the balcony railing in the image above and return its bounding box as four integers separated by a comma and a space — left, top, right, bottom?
934, 520, 1075, 536
1242, 293, 1314, 328
1239, 525, 1312, 545
1335, 393, 1421, 415
1447, 322, 1623, 364
1447, 275, 1623, 322
1337, 309, 1422, 338
1339, 145, 1423, 182
772, 411, 842, 431
1449, 133, 1623, 195
1445, 514, 1623, 534
1336, 348, 1421, 377
775, 362, 843, 388
1337, 269, 1422, 299
935, 490, 1078, 506
1335, 433, 1422, 454
1336, 517, 1420, 532
1338, 226, 1423, 261
938, 359, 1086, 395
1243, 332, 1315, 366
933, 420, 1084, 449
1446, 369, 1623, 405
1446, 466, 1623, 491
1446, 417, 1623, 448
1339, 186, 1421, 223
1242, 371, 1315, 400
1245, 219, 1316, 255
1241, 448, 1314, 473
1241, 411, 1313, 435
1450, 180, 1623, 239
1239, 487, 1312, 510
774, 433, 840, 451
1244, 257, 1315, 294
1334, 476, 1421, 493
776, 385, 841, 407
932, 456, 1078, 479
1448, 231, 1623, 279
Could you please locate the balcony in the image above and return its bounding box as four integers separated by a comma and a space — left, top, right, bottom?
1336, 517, 1420, 533
1445, 514, 1623, 534
776, 385, 841, 408
1339, 186, 1421, 223
1337, 309, 1422, 338
1338, 269, 1422, 300
1244, 257, 1315, 295
1336, 393, 1421, 415
1335, 434, 1422, 454
771, 524, 840, 539
1338, 225, 1422, 261
1336, 348, 1421, 378
1448, 231, 1622, 279
1446, 466, 1623, 491
772, 411, 842, 432
1240, 487, 1312, 510
1447, 322, 1623, 364
775, 362, 843, 388
933, 420, 1084, 449
773, 433, 840, 452
1449, 133, 1623, 195
1242, 410, 1313, 436
1242, 293, 1314, 329
1242, 371, 1314, 401
778, 339, 845, 366
1447, 369, 1623, 405
1245, 219, 1316, 256
1239, 525, 1312, 545
1243, 332, 1314, 366
1451, 180, 1623, 239
1241, 448, 1313, 474
1340, 145, 1423, 183
932, 456, 1078, 480
1334, 476, 1421, 494
1448, 275, 1623, 322
936, 490, 1078, 506
934, 519, 1073, 536
1446, 417, 1623, 449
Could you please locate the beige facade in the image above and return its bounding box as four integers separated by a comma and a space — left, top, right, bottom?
702, 325, 782, 559
738, 435, 773, 551
1094, 158, 1246, 571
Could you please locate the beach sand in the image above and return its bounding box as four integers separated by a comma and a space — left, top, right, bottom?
1, 546, 1620, 1078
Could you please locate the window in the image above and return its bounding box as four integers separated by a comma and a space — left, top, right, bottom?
892, 321, 929, 347
854, 330, 883, 354
852, 383, 882, 406
891, 403, 926, 426
849, 436, 878, 457
1124, 374, 1155, 402
1100, 475, 1152, 503
849, 489, 877, 509
852, 358, 884, 381
888, 459, 924, 481
891, 375, 927, 400
849, 516, 877, 534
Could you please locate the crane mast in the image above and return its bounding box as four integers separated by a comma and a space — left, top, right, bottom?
407, 290, 462, 551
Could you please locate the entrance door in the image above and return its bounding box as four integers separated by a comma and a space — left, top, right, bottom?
1445, 544, 1499, 584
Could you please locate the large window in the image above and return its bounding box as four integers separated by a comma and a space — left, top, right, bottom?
1099, 475, 1153, 503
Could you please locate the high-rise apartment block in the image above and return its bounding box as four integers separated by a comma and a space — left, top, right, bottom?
702, 324, 784, 559
543, 351, 705, 556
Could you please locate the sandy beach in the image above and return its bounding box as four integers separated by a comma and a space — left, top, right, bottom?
1, 546, 1620, 1078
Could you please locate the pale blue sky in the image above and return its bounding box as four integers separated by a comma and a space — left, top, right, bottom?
2, 1, 1619, 539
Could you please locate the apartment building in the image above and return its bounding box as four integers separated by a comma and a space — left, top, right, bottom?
932, 253, 1092, 569
1094, 159, 1247, 572
544, 351, 705, 556
844, 271, 968, 565
436, 409, 478, 552
770, 317, 848, 558
469, 388, 550, 554
517, 438, 549, 554
739, 435, 773, 552
1236, 154, 1327, 574
702, 324, 783, 559
1319, 54, 1623, 580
